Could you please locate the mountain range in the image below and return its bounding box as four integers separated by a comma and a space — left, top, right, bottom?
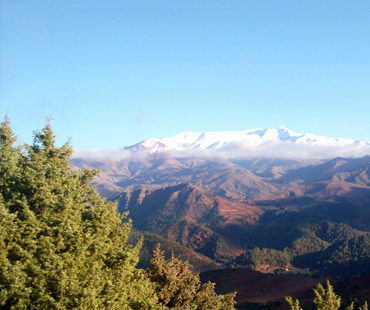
122, 126, 370, 159
71, 127, 370, 308
71, 155, 370, 202
73, 126, 370, 160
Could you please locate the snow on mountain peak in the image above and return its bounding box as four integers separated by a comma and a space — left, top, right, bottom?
123, 127, 370, 159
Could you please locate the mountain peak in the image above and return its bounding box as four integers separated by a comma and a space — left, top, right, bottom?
122, 127, 370, 160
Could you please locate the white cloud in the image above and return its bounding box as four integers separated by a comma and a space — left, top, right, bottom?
72, 148, 132, 161
72, 137, 370, 161
165, 140, 370, 160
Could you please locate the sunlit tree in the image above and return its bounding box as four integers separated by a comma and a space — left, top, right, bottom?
147, 244, 236, 310
286, 280, 368, 310
0, 118, 161, 309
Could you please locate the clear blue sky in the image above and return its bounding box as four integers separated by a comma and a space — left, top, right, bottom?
1, 1, 370, 149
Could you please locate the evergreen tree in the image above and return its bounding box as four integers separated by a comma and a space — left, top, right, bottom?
359, 302, 369, 310
0, 116, 20, 203
286, 280, 368, 310
0, 118, 237, 310
345, 302, 369, 310
313, 280, 341, 310
285, 296, 303, 310
147, 244, 236, 310
0, 118, 161, 309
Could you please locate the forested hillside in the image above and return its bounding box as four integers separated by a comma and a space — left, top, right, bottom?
112, 181, 370, 279
71, 150, 370, 280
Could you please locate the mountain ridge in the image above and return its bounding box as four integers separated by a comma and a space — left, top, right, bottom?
70, 155, 370, 202
122, 126, 370, 159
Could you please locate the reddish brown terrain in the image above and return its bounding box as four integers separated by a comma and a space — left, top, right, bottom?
201, 269, 370, 310
71, 155, 370, 308
200, 269, 327, 309
335, 273, 370, 303
71, 155, 370, 202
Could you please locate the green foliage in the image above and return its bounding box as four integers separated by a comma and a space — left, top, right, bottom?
313, 280, 341, 310
346, 302, 355, 310
128, 229, 216, 272
286, 280, 368, 310
0, 118, 235, 310
147, 245, 236, 310
292, 234, 330, 256
298, 234, 370, 278
228, 247, 291, 271
359, 302, 368, 310
285, 297, 303, 310
0, 119, 161, 309
323, 235, 370, 266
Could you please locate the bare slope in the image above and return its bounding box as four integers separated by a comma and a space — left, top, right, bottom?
113, 183, 260, 258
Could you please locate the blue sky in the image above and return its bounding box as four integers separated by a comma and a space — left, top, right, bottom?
1, 1, 370, 149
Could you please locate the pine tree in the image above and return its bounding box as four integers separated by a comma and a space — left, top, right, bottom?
0, 118, 162, 309
286, 280, 368, 310
359, 302, 369, 310
313, 280, 341, 310
346, 301, 370, 310
147, 244, 236, 310
0, 116, 20, 203
285, 296, 303, 310
0, 118, 238, 310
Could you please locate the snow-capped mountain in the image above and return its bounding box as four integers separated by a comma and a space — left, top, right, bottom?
124, 126, 370, 159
